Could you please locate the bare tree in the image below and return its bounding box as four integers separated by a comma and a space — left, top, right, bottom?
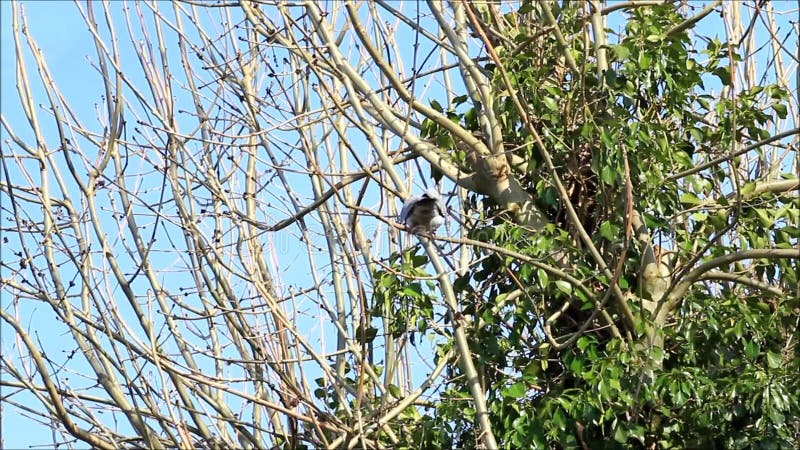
2, 1, 798, 449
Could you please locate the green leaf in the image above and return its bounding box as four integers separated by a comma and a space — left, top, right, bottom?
604, 69, 624, 89
599, 221, 620, 240
638, 52, 651, 70
552, 407, 566, 430
519, 263, 533, 283
541, 187, 558, 207
612, 44, 630, 60
754, 208, 773, 228
411, 254, 428, 267
453, 274, 470, 293
356, 325, 378, 342
629, 425, 646, 443
680, 192, 701, 205
464, 107, 478, 129
601, 165, 616, 185
569, 356, 584, 374
536, 268, 550, 289
543, 83, 562, 97
436, 134, 455, 150
400, 404, 421, 420
713, 67, 731, 86
672, 384, 687, 406
614, 425, 628, 443
769, 408, 785, 425
766, 351, 782, 369
656, 134, 668, 152
745, 340, 760, 359
542, 96, 559, 112
740, 181, 757, 195
645, 34, 663, 43
504, 382, 527, 398
576, 336, 591, 352
402, 286, 422, 299
772, 103, 787, 119
555, 280, 573, 295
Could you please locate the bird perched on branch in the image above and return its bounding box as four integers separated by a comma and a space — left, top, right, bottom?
398, 187, 446, 233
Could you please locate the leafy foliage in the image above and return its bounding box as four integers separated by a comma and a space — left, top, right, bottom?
396, 3, 799, 449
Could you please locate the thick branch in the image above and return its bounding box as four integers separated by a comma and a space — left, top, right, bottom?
655, 248, 798, 322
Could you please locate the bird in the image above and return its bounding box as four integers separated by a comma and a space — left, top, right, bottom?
398, 187, 446, 233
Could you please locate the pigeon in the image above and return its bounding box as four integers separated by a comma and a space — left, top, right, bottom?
398, 187, 446, 233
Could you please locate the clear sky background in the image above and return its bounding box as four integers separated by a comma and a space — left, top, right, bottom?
1, 1, 797, 448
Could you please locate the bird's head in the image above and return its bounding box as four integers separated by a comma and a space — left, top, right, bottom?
422, 187, 441, 200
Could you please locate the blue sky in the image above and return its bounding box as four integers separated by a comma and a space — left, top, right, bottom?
1, 1, 797, 448
2, 2, 86, 140
2, 4, 92, 447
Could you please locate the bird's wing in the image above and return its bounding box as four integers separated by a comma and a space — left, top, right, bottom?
398, 195, 419, 224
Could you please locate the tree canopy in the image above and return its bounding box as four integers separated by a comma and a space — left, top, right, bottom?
1, 1, 798, 449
